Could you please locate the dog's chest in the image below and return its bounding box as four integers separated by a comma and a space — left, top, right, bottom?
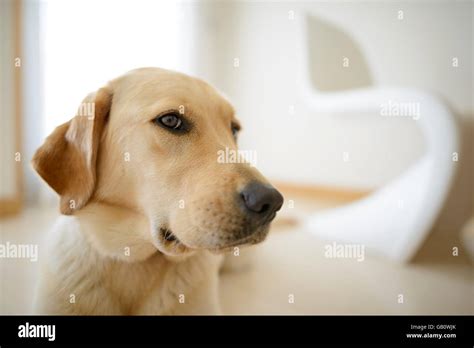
101, 254, 171, 314
101, 252, 217, 314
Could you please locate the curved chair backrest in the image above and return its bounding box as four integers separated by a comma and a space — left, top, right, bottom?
303, 14, 373, 92
296, 11, 459, 262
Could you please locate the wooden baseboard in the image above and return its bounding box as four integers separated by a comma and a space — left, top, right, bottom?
273, 181, 371, 203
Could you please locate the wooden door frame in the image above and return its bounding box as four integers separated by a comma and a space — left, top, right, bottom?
0, 0, 23, 217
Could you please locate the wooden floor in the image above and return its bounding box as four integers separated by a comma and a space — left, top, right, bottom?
1, 201, 473, 315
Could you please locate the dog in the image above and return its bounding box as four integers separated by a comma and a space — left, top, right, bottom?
32, 68, 283, 314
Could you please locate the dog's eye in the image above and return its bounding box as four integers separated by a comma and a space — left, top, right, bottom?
231, 124, 240, 140
155, 113, 183, 130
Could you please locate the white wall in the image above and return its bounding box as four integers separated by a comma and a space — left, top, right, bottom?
195, 0, 472, 190
42, 0, 190, 136
21, 0, 44, 203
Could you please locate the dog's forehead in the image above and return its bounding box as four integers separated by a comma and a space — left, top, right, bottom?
112, 68, 235, 121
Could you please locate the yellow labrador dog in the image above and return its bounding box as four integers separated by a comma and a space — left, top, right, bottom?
32, 68, 283, 315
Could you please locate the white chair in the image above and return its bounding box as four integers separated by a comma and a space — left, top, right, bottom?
296, 13, 459, 262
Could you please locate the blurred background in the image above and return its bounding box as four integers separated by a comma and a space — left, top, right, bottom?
1, 0, 473, 314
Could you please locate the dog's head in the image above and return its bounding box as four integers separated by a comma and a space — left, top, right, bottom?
32, 68, 283, 258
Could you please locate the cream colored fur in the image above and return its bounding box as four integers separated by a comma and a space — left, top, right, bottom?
32, 68, 280, 315
34, 204, 222, 314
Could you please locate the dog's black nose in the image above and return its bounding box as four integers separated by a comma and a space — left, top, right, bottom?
240, 182, 284, 221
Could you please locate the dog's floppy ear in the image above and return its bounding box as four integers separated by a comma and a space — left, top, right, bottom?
32, 86, 112, 215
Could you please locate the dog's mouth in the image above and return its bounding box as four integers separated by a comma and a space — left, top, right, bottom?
208, 225, 270, 253
155, 227, 192, 256
155, 223, 270, 256
162, 228, 179, 243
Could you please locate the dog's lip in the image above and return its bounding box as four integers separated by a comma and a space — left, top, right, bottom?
162, 228, 178, 242
159, 228, 185, 246
209, 225, 270, 253
156, 219, 272, 253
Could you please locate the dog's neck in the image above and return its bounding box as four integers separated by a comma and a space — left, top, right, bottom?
73, 201, 163, 263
